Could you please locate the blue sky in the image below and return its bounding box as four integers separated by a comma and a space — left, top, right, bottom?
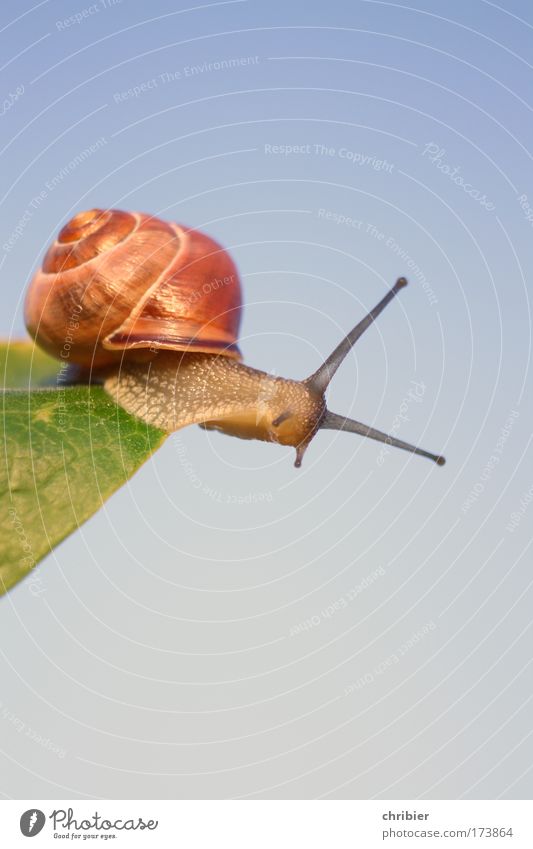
0, 0, 532, 800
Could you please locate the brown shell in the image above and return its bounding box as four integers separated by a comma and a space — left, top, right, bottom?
24, 208, 243, 367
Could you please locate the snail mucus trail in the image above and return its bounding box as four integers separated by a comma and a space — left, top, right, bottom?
24, 208, 445, 469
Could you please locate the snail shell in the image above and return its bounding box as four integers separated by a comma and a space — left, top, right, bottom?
24, 208, 242, 367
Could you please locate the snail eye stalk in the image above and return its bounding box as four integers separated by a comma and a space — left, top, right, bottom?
320, 411, 445, 465
306, 277, 408, 395
303, 277, 445, 467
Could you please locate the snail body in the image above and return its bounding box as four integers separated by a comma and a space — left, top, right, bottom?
25, 208, 445, 468
104, 352, 324, 464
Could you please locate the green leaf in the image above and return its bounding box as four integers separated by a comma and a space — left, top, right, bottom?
0, 338, 60, 388
1, 384, 167, 595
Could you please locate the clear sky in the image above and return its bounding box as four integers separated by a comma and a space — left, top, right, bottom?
0, 0, 532, 799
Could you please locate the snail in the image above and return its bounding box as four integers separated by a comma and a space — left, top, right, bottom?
24, 208, 445, 468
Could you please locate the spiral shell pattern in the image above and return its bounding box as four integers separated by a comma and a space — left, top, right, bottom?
24, 208, 242, 367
